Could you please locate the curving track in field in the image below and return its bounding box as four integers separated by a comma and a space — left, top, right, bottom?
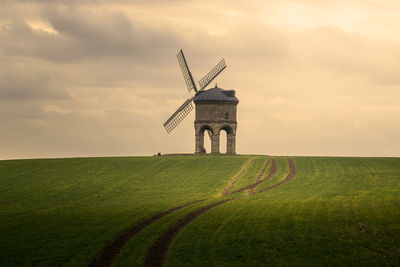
143, 199, 234, 267
255, 158, 297, 194
232, 158, 278, 194
89, 200, 204, 267
221, 158, 256, 195
89, 157, 297, 267
143, 158, 297, 267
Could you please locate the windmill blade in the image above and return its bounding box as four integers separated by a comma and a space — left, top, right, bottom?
198, 58, 226, 90
163, 98, 194, 133
176, 49, 198, 93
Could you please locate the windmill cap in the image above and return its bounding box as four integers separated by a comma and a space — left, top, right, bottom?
193, 85, 239, 103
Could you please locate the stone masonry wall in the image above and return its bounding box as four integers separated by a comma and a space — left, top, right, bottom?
194, 101, 238, 154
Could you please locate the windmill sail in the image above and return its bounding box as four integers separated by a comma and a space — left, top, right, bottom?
198, 59, 226, 90
176, 50, 198, 93
163, 98, 194, 133
163, 49, 227, 134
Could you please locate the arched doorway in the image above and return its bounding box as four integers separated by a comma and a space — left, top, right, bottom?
220, 129, 227, 153
219, 125, 234, 154
198, 125, 213, 154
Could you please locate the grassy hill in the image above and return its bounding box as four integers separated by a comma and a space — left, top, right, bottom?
1, 156, 399, 266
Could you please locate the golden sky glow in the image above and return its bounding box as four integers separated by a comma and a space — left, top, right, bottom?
1, 0, 400, 159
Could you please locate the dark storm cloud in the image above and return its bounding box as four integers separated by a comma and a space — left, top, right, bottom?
1, 6, 183, 64
43, 6, 183, 63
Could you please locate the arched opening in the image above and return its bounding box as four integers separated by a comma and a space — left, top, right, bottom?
220, 129, 227, 153
203, 130, 212, 153
198, 125, 213, 154
220, 125, 233, 154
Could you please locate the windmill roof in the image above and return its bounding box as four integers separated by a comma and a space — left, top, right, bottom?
193, 85, 239, 103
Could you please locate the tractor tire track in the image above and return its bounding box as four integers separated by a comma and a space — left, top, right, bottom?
89, 200, 204, 267
232, 158, 277, 194
248, 158, 278, 194
143, 158, 297, 267
255, 158, 272, 181
93, 158, 297, 267
222, 159, 255, 195
90, 159, 253, 266
255, 158, 297, 194
144, 198, 234, 267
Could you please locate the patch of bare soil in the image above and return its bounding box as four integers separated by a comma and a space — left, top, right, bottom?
144, 198, 234, 267
89, 200, 204, 267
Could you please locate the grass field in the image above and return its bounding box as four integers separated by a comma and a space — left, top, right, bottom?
1, 155, 400, 266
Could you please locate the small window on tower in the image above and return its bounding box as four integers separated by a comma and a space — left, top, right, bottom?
225, 112, 229, 119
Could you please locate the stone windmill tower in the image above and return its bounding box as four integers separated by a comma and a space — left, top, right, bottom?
193, 85, 238, 154
163, 49, 239, 154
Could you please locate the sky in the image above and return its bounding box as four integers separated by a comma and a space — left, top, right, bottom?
1, 0, 400, 159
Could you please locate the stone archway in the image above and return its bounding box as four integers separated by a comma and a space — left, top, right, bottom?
219, 125, 236, 154
195, 123, 237, 154
220, 129, 228, 153
193, 85, 238, 155
196, 125, 214, 154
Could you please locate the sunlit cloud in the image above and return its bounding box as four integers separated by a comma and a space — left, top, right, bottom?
0, 0, 400, 159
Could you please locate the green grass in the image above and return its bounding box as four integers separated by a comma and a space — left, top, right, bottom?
0, 156, 250, 266
253, 156, 289, 192
167, 157, 400, 266
229, 156, 268, 192
1, 156, 400, 266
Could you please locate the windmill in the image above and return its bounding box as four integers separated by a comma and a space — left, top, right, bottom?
163, 49, 226, 134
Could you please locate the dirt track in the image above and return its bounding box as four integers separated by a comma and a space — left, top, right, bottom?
89, 200, 204, 267
256, 158, 297, 193
221, 159, 255, 195
256, 158, 271, 181
144, 198, 234, 267
90, 157, 297, 267
232, 158, 278, 194
143, 158, 296, 267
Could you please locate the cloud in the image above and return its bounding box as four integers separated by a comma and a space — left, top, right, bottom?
1, 0, 400, 159
0, 59, 70, 101
293, 26, 400, 85
1, 6, 183, 64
